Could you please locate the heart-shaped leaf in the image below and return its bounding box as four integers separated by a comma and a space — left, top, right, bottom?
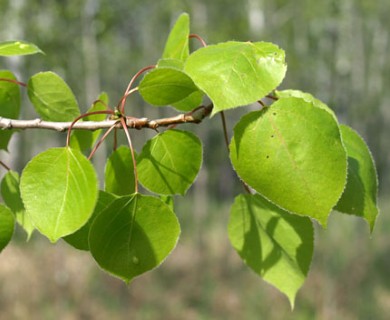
27, 71, 80, 121
0, 204, 15, 252
230, 97, 347, 226
137, 129, 202, 195
228, 194, 313, 308
0, 40, 43, 56
0, 70, 20, 150
335, 125, 379, 231
1, 170, 34, 240
139, 67, 199, 106
89, 193, 180, 283
20, 147, 98, 242
185, 41, 287, 115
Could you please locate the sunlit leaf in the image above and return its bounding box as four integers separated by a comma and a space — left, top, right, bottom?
20, 147, 98, 242
27, 71, 80, 121
69, 92, 109, 152
105, 146, 135, 196
138, 129, 202, 195
0, 70, 20, 150
0, 204, 14, 252
185, 41, 287, 115
139, 67, 199, 106
162, 13, 190, 62
228, 194, 313, 308
1, 170, 34, 240
0, 40, 43, 56
89, 194, 180, 283
230, 97, 347, 226
63, 191, 117, 251
335, 125, 379, 232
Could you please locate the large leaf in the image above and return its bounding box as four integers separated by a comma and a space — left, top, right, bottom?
229, 194, 313, 308
139, 67, 199, 106
335, 125, 379, 231
27, 71, 80, 121
137, 129, 202, 195
89, 194, 180, 283
162, 13, 190, 62
69, 92, 109, 152
0, 40, 43, 56
0, 70, 20, 150
184, 41, 287, 115
63, 191, 117, 251
230, 97, 347, 226
105, 146, 135, 196
0, 204, 14, 252
1, 170, 34, 239
20, 147, 98, 242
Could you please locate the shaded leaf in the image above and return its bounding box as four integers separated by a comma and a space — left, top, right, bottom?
63, 191, 117, 251
228, 194, 313, 308
185, 41, 287, 115
89, 194, 180, 283
27, 71, 80, 121
105, 146, 135, 196
0, 204, 14, 252
138, 129, 202, 195
230, 97, 347, 226
335, 125, 379, 232
20, 147, 98, 242
0, 40, 43, 56
0, 70, 20, 150
1, 170, 34, 239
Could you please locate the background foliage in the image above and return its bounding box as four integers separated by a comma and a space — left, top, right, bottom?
0, 0, 389, 319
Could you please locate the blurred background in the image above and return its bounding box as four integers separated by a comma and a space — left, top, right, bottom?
0, 0, 389, 319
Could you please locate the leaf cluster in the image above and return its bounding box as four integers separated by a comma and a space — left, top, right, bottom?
0, 13, 379, 307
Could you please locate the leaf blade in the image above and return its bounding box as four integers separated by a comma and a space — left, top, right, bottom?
0, 204, 15, 252
0, 40, 43, 56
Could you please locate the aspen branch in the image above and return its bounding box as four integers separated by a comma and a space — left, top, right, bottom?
0, 104, 213, 132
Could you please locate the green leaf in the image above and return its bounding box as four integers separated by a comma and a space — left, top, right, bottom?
69, 92, 109, 152
63, 191, 117, 251
1, 170, 34, 240
139, 67, 199, 106
0, 40, 43, 56
335, 125, 379, 231
184, 41, 287, 116
20, 147, 98, 242
162, 13, 190, 62
0, 204, 14, 252
138, 129, 202, 195
171, 90, 203, 112
89, 193, 180, 283
228, 194, 313, 308
230, 97, 347, 226
105, 146, 135, 196
27, 71, 80, 121
0, 70, 20, 150
157, 58, 185, 70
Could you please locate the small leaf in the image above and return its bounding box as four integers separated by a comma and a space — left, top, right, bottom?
157, 58, 185, 70
69, 92, 109, 152
1, 170, 34, 240
20, 147, 98, 242
0, 40, 43, 56
139, 67, 199, 106
0, 70, 20, 150
184, 41, 287, 115
335, 125, 379, 232
63, 191, 117, 251
171, 90, 203, 112
105, 146, 135, 196
89, 194, 180, 283
27, 71, 80, 121
0, 204, 14, 252
138, 129, 202, 195
228, 194, 313, 308
230, 97, 347, 226
162, 13, 190, 62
